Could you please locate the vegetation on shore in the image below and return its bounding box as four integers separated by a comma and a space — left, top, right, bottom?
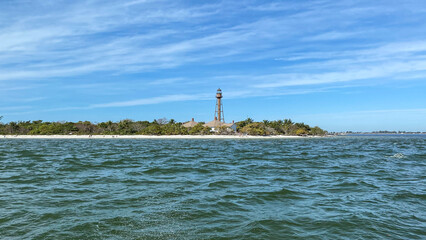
0, 117, 327, 136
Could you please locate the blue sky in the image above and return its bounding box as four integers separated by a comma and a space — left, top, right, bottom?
1, 0, 425, 132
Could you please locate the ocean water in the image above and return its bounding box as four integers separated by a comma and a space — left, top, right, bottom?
0, 136, 425, 239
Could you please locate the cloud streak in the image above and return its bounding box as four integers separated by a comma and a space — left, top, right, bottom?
1, 0, 425, 130
4, 0, 423, 82
89, 94, 211, 108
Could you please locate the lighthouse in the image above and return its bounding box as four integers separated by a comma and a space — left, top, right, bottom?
183, 88, 236, 131
202, 88, 237, 132
215, 88, 224, 123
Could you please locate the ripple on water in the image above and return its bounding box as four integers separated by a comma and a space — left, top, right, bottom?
391, 153, 406, 158
0, 136, 425, 239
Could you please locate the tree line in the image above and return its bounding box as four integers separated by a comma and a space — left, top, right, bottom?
0, 117, 327, 136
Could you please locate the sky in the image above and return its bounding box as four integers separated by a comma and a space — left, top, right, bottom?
1, 0, 425, 132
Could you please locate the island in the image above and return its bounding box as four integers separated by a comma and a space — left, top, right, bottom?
0, 117, 327, 137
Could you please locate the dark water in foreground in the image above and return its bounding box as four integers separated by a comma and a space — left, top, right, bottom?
1, 137, 425, 239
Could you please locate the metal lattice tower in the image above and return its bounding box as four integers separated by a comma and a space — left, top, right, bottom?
215, 88, 225, 123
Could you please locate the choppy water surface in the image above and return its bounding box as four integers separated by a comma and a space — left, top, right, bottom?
1, 136, 425, 239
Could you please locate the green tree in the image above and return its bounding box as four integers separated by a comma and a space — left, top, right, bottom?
118, 119, 134, 134
281, 119, 294, 135
98, 121, 116, 133
240, 122, 267, 135
295, 128, 308, 136
236, 118, 254, 131
264, 120, 284, 134
140, 124, 162, 135
310, 126, 326, 136
188, 123, 211, 135
162, 122, 188, 135
0, 117, 327, 136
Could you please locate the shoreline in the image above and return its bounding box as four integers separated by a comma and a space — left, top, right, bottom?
0, 135, 318, 139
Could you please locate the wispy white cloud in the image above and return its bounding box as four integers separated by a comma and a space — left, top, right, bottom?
295, 108, 426, 123
89, 93, 210, 108
0, 106, 31, 111
2, 86, 334, 116
1, 0, 426, 124
147, 78, 185, 86
4, 0, 415, 82
10, 97, 47, 103
303, 30, 365, 41
253, 59, 426, 88
2, 93, 210, 115
0, 1, 230, 80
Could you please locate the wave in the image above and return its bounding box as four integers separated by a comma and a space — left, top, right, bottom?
391, 153, 406, 158
254, 188, 305, 201
391, 191, 426, 200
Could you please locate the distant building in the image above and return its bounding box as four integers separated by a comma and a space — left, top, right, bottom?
182, 118, 198, 128
203, 88, 236, 132
204, 118, 236, 132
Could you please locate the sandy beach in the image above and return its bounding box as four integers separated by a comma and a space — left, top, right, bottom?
0, 135, 312, 139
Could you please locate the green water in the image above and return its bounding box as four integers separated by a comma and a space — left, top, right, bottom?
1, 136, 425, 239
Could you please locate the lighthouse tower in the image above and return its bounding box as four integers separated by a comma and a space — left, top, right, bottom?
215, 88, 225, 123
